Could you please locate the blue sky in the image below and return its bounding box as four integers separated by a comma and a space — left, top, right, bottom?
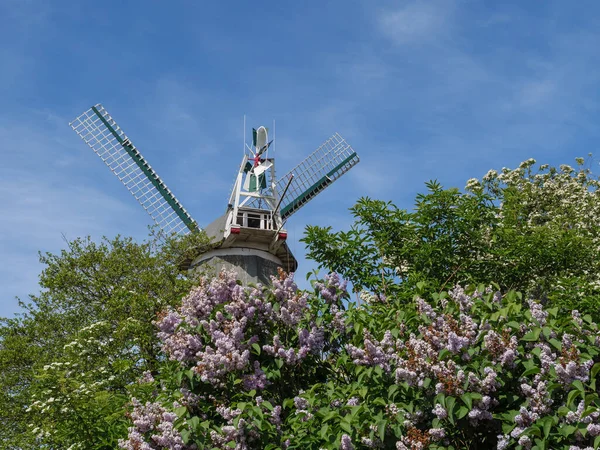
1, 1, 599, 318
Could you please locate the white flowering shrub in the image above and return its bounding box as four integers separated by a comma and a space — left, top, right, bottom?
27, 319, 155, 448
0, 233, 208, 448
474, 157, 600, 317
120, 269, 600, 449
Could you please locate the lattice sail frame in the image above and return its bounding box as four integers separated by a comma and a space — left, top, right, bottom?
70, 104, 199, 235
276, 133, 359, 219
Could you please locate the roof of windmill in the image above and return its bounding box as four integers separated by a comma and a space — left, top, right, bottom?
204, 213, 228, 242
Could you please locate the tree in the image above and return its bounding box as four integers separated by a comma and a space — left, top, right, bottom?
0, 231, 209, 449
302, 158, 600, 319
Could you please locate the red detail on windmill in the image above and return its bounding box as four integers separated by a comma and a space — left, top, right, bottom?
251, 154, 263, 167
278, 232, 287, 240
230, 226, 241, 234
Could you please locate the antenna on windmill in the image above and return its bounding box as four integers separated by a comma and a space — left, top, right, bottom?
69, 103, 360, 285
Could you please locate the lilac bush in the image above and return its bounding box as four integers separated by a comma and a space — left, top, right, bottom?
284, 284, 600, 449
119, 268, 348, 449
121, 268, 600, 449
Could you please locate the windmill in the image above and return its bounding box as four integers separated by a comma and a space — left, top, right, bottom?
69, 104, 360, 285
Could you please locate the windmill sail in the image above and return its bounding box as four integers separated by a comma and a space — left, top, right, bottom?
277, 133, 359, 220
69, 104, 199, 235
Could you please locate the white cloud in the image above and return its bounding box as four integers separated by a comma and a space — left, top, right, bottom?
518, 79, 557, 108
378, 1, 451, 45
348, 161, 399, 197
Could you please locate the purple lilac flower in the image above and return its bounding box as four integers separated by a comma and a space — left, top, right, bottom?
416, 297, 437, 320
428, 428, 445, 441
432, 403, 447, 419
555, 359, 594, 386
361, 437, 378, 448
270, 405, 282, 426
340, 434, 354, 450
521, 377, 552, 415
314, 273, 348, 304
518, 435, 532, 449
119, 399, 186, 450
587, 423, 600, 436
347, 397, 360, 406
514, 407, 538, 428
346, 330, 395, 373
497, 434, 510, 450
448, 285, 474, 312
528, 300, 548, 326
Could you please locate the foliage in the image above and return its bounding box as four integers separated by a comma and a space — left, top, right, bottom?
5, 157, 600, 449
0, 231, 209, 449
120, 268, 600, 450
302, 158, 600, 319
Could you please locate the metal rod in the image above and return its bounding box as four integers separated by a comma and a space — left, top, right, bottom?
274, 173, 294, 213
274, 174, 295, 234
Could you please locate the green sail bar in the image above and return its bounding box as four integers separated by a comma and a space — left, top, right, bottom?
91, 106, 199, 233
280, 152, 358, 219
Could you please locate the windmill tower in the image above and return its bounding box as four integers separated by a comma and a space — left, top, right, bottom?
69, 104, 360, 285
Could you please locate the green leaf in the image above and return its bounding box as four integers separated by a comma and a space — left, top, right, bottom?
591, 362, 600, 379
373, 397, 386, 406
557, 406, 570, 417
251, 343, 261, 355
542, 327, 552, 338
457, 406, 469, 419
460, 393, 473, 410
188, 416, 200, 431
378, 419, 387, 441
567, 389, 581, 407
506, 321, 521, 330
323, 411, 338, 422
548, 338, 562, 352
434, 393, 446, 408
340, 420, 352, 434
446, 397, 456, 425
560, 424, 577, 437
180, 429, 190, 444
522, 327, 541, 341
521, 367, 541, 378
542, 416, 552, 438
